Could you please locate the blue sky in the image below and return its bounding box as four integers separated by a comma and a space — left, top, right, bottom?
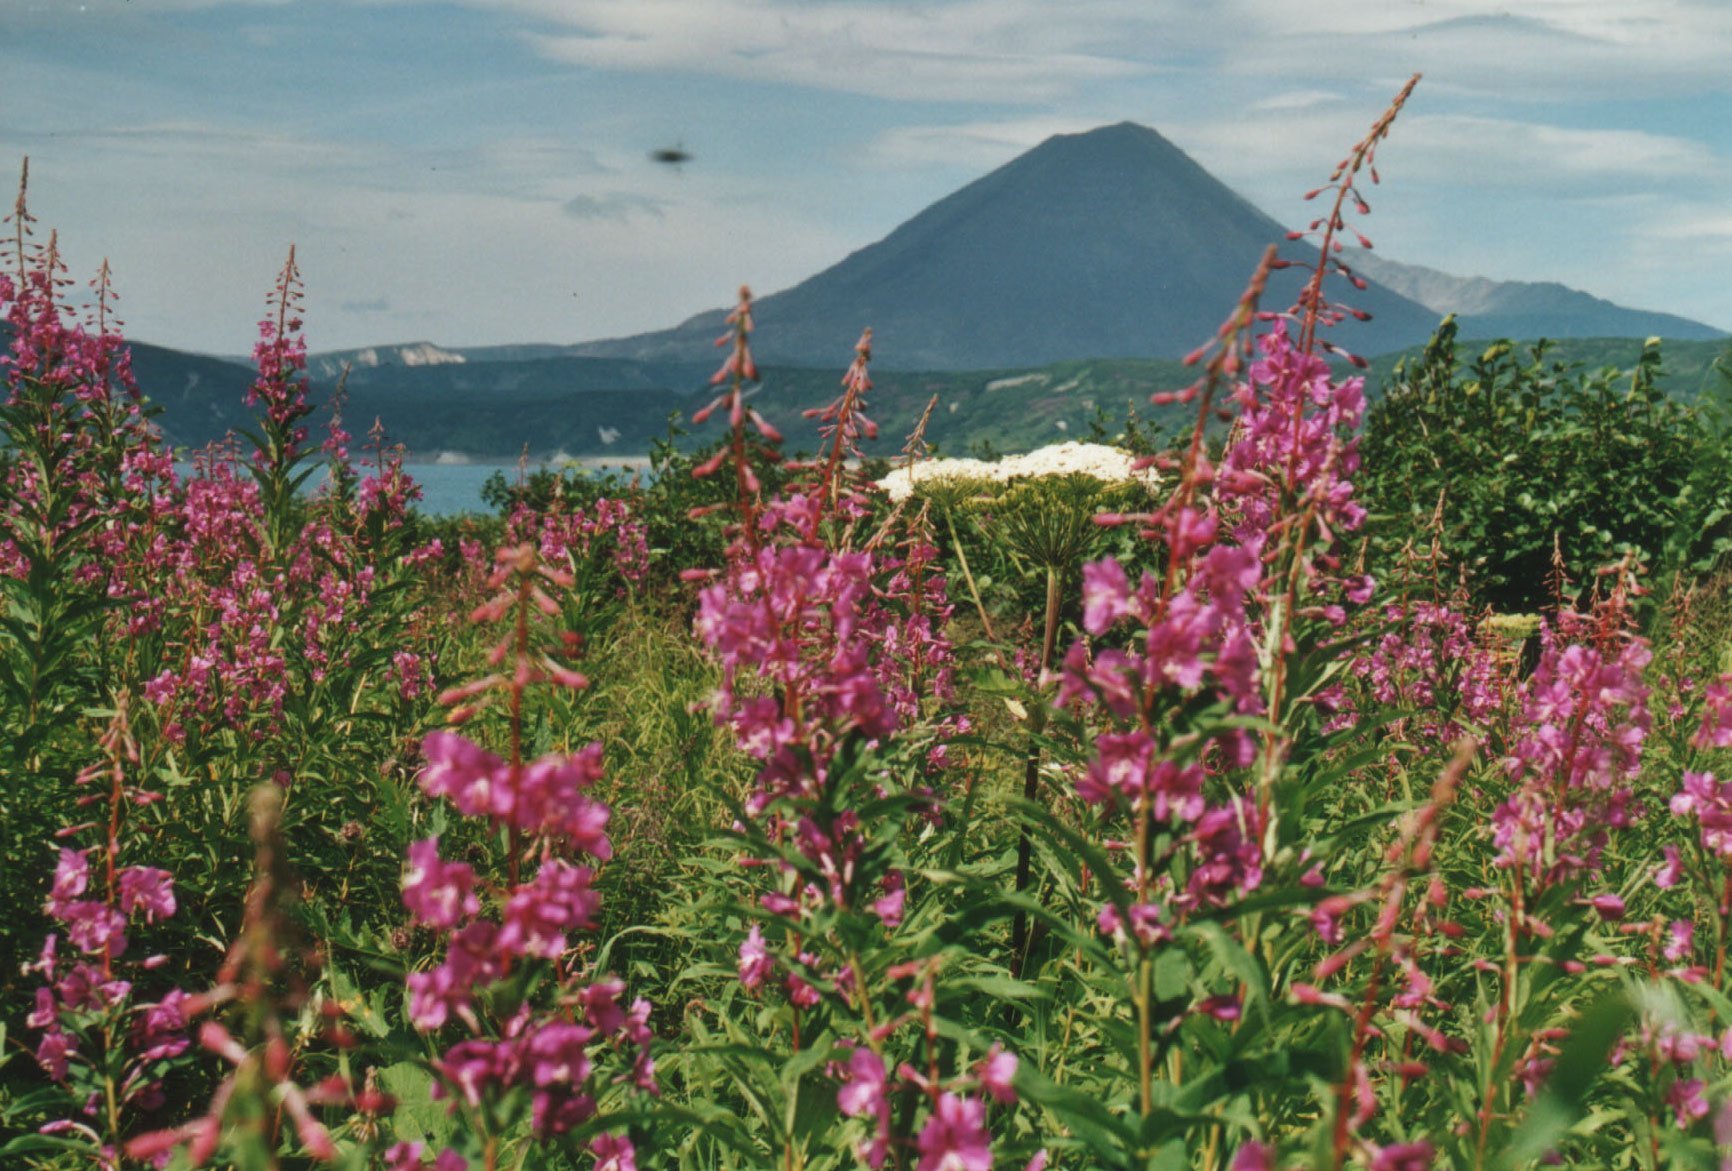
4, 0, 1730, 355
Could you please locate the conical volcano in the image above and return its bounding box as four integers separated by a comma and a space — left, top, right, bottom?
573, 122, 1443, 369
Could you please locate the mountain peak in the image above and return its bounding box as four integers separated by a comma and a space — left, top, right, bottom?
1007, 120, 1211, 184
1052, 120, 1169, 144
1063, 120, 1165, 142
563, 126, 1422, 368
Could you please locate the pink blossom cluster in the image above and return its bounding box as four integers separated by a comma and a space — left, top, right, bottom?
1609, 1020, 1732, 1128
1217, 319, 1366, 551
383, 1141, 469, 1171
839, 1054, 996, 1171
30, 849, 185, 1089
696, 536, 896, 787
4, 235, 139, 409
2, 234, 165, 597
830, 968, 1023, 1171
76, 277, 427, 740
1667, 677, 1732, 865
1491, 624, 1651, 884
1059, 541, 1267, 941
419, 731, 613, 855
1669, 769, 1732, 861
506, 494, 650, 588
1052, 319, 1389, 1124
402, 827, 654, 1136
406, 734, 617, 1031
243, 249, 313, 468
688, 301, 1016, 1169
860, 529, 959, 736
357, 460, 422, 526
25, 711, 192, 1152
122, 437, 425, 736
357, 420, 424, 528
430, 996, 654, 1139
694, 500, 957, 931
1329, 601, 1503, 743
402, 542, 656, 1142
794, 326, 880, 536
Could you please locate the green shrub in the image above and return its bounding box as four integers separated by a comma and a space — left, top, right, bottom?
1359, 317, 1732, 613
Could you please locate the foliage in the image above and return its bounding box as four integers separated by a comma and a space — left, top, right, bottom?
1358, 317, 1732, 613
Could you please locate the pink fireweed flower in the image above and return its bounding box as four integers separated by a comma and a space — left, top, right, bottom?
590, 1134, 637, 1171
1492, 626, 1650, 887
242, 247, 314, 476
1669, 1078, 1710, 1127
1695, 677, 1732, 748
1230, 1142, 1274, 1171
837, 1046, 892, 1168
420, 731, 507, 816
1655, 844, 1685, 889
402, 839, 480, 930
497, 860, 600, 959
384, 1142, 468, 1171
692, 518, 932, 918
975, 1043, 1018, 1104
132, 990, 193, 1062
507, 496, 651, 590
1370, 1141, 1435, 1171
1341, 601, 1503, 743
1666, 919, 1695, 963
116, 867, 176, 923
406, 926, 502, 1031
47, 847, 90, 907
915, 1093, 994, 1171
1670, 770, 1732, 858
738, 924, 774, 992
402, 541, 657, 1144
1218, 320, 1366, 548
418, 733, 613, 855
1077, 731, 1206, 822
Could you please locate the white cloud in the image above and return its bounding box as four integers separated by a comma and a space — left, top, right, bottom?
16, 123, 381, 174
440, 0, 1732, 104
1393, 115, 1718, 185
5, 0, 290, 14
1639, 209, 1732, 244
1250, 90, 1345, 113
1165, 107, 1724, 200
1212, 0, 1732, 99
488, 0, 1153, 102
866, 116, 1106, 169
562, 192, 666, 222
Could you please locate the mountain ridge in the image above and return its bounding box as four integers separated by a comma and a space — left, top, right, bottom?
1352, 253, 1724, 343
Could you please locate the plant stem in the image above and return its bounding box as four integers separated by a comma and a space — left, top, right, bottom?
1011, 565, 1062, 977
942, 508, 999, 646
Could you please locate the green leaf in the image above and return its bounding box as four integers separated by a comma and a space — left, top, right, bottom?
1495, 988, 1636, 1169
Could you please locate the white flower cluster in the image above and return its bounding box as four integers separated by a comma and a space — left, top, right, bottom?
876, 441, 1158, 503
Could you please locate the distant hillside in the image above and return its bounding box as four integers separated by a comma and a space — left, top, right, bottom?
8, 328, 1725, 466
569, 122, 1443, 369
331, 336, 1732, 462
1354, 254, 1725, 343
331, 355, 711, 457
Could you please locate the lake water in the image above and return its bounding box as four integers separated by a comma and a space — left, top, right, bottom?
410, 463, 512, 516
171, 458, 654, 517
